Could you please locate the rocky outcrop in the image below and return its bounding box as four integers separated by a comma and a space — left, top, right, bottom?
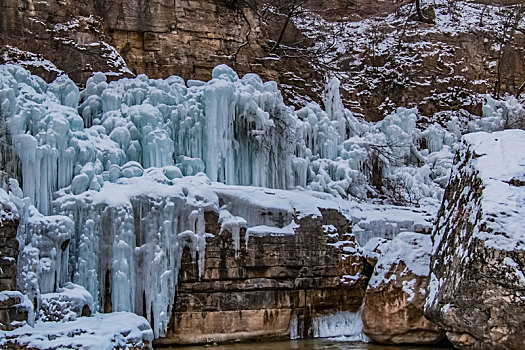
157, 208, 369, 345
0, 0, 276, 85
0, 216, 18, 293
362, 232, 444, 344
425, 130, 525, 349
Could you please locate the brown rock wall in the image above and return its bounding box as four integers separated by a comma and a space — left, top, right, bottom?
362, 232, 444, 345
158, 209, 369, 345
3, 0, 523, 120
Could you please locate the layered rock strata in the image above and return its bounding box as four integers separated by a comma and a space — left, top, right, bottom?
158, 208, 369, 345
2, 0, 523, 117
0, 196, 30, 331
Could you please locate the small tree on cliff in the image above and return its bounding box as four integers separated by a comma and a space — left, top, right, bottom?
268, 0, 301, 54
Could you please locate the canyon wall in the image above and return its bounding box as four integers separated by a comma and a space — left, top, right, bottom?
1, 0, 523, 119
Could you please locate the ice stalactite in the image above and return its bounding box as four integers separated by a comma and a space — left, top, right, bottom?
219, 208, 247, 258
1, 63, 462, 211
312, 311, 369, 341
51, 172, 217, 338
6, 179, 73, 314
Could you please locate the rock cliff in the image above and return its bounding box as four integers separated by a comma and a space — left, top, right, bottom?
1, 0, 523, 119
0, 193, 30, 332
425, 130, 525, 349
159, 208, 368, 345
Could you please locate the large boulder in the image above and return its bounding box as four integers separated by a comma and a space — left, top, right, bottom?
426, 130, 525, 349
363, 232, 444, 344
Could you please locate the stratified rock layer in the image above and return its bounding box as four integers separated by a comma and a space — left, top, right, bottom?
426, 130, 525, 350
363, 232, 444, 344
2, 0, 524, 116
158, 208, 368, 345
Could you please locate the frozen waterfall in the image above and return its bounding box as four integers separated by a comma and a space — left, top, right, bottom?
1, 62, 496, 338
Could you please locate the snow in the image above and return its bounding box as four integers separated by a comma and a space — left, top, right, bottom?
39, 283, 93, 322
463, 130, 525, 250
1, 46, 63, 76
340, 274, 360, 285
402, 279, 417, 302
0, 312, 153, 350
504, 257, 525, 286
219, 208, 247, 257
361, 237, 390, 263
322, 224, 336, 230
368, 232, 432, 289
246, 221, 298, 236
0, 188, 18, 224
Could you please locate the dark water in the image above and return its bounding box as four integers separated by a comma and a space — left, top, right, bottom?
167, 339, 452, 350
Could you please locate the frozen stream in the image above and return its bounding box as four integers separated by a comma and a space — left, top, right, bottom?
170, 339, 453, 350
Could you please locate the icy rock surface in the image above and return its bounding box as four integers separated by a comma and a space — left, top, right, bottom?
363, 232, 443, 344
368, 232, 432, 289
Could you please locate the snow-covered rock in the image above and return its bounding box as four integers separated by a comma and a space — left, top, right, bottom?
426, 130, 525, 349
39, 283, 93, 322
363, 232, 444, 344
0, 312, 153, 349
361, 237, 390, 267
0, 291, 34, 331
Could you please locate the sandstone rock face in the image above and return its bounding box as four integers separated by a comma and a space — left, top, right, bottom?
156, 208, 369, 345
0, 0, 133, 83
362, 232, 444, 344
426, 130, 525, 350
0, 0, 276, 85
